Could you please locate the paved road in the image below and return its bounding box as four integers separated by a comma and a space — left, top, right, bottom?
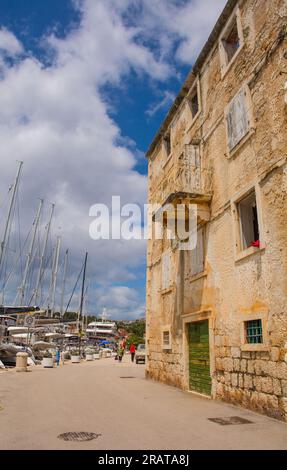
0, 356, 287, 450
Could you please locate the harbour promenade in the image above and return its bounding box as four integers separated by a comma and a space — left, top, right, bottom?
1, 356, 287, 450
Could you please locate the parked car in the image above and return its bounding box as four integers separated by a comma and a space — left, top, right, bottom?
135, 343, 146, 364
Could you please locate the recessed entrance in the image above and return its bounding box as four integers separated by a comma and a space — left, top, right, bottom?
189, 320, 211, 395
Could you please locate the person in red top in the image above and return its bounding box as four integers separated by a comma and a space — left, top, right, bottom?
129, 343, 136, 362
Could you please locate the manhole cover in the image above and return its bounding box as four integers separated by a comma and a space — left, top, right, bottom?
208, 416, 253, 426
120, 376, 135, 379
58, 432, 101, 442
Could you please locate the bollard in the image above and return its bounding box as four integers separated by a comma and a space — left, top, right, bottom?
16, 352, 28, 372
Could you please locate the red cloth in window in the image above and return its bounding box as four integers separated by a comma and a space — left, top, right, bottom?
251, 240, 260, 248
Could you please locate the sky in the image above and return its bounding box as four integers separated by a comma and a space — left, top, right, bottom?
0, 0, 226, 320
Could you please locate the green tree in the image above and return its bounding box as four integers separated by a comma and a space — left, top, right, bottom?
126, 320, 145, 338
126, 334, 145, 348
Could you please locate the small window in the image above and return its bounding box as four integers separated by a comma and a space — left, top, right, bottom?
164, 133, 171, 157
219, 8, 243, 75
162, 330, 171, 350
222, 18, 240, 64
237, 191, 260, 250
245, 319, 263, 344
190, 88, 199, 119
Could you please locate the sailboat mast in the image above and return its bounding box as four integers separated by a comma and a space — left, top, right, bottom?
60, 248, 69, 318
18, 198, 44, 306
50, 235, 61, 317
0, 161, 23, 284
79, 252, 88, 318
78, 252, 88, 353
32, 203, 54, 306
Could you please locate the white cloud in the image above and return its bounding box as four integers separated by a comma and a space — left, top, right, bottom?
94, 285, 144, 320
0, 27, 23, 56
116, 0, 227, 64
172, 0, 227, 63
146, 90, 176, 117
0, 0, 227, 319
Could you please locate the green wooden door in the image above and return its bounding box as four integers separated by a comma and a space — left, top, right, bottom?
189, 321, 211, 395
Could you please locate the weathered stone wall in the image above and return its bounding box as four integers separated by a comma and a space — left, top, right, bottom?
146, 0, 287, 420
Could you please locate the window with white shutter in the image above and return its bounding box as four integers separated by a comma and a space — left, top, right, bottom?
226, 86, 250, 151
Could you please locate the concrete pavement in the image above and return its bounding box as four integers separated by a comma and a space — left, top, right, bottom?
0, 356, 287, 450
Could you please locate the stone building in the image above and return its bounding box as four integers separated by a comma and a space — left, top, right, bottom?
145, 0, 287, 420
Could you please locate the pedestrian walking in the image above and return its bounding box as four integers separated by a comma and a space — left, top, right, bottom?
129, 343, 136, 362
117, 343, 124, 362
56, 349, 61, 366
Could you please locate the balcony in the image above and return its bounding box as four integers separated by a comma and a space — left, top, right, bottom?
150, 144, 213, 208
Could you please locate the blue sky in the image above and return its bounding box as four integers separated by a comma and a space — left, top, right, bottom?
0, 0, 226, 319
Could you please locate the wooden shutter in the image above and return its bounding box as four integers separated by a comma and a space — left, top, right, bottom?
162, 250, 172, 290
181, 144, 201, 192
227, 87, 249, 150
184, 143, 200, 167
189, 321, 211, 395
190, 226, 204, 276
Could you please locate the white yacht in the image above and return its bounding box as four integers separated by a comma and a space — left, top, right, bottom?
86, 320, 117, 342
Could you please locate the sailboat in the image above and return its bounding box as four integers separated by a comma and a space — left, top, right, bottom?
0, 163, 91, 366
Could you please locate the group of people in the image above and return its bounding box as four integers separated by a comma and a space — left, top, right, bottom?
116, 341, 136, 363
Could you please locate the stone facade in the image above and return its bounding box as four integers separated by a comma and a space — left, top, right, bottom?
146, 0, 287, 420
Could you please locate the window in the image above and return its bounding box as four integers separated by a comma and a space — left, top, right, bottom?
245, 320, 263, 344
190, 89, 199, 119
162, 330, 171, 350
219, 8, 243, 75
222, 18, 240, 64
237, 191, 260, 250
226, 86, 251, 151
189, 226, 205, 276
187, 81, 200, 121
164, 133, 171, 157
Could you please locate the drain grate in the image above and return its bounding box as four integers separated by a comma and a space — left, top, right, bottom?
120, 376, 135, 379
208, 416, 253, 426
58, 432, 101, 442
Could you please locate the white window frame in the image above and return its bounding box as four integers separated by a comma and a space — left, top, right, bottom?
219, 6, 244, 78
162, 326, 172, 350
240, 312, 269, 352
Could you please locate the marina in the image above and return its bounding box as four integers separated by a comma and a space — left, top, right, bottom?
0, 164, 121, 368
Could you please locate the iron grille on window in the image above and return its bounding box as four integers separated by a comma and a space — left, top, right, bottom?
245, 320, 263, 344
163, 331, 170, 347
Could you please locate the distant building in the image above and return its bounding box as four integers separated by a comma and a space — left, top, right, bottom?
146, 0, 287, 420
